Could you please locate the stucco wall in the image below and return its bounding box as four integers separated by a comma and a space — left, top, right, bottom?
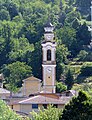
13, 104, 20, 111
22, 80, 41, 96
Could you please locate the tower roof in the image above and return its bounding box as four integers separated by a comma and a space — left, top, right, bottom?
44, 21, 54, 28
44, 19, 54, 33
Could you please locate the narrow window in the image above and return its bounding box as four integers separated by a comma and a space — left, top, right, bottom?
32, 104, 38, 109
11, 105, 13, 109
43, 104, 47, 109
47, 49, 51, 61
53, 104, 58, 108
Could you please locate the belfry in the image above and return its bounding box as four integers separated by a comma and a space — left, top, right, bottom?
41, 21, 56, 93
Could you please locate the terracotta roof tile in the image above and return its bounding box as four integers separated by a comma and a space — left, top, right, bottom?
0, 88, 10, 94
19, 95, 71, 104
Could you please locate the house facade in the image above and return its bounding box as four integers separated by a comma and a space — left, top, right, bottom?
12, 93, 73, 115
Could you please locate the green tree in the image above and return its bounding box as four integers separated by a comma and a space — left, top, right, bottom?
0, 21, 12, 66
1, 61, 32, 92
29, 42, 42, 79
65, 11, 81, 26
0, 9, 10, 20
8, 36, 34, 63
80, 62, 92, 76
56, 43, 69, 80
0, 37, 7, 66
56, 44, 69, 64
31, 105, 62, 120
19, 0, 48, 43
76, 23, 91, 50
0, 100, 22, 120
61, 91, 92, 120
0, 20, 23, 66
65, 69, 74, 90
0, 0, 91, 93
56, 26, 77, 56
7, 2, 18, 20
72, 18, 80, 29
76, 0, 91, 15
77, 50, 88, 61
68, 0, 76, 5
56, 82, 67, 93
72, 83, 92, 96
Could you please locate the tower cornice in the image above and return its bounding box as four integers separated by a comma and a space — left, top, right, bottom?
41, 41, 56, 47
42, 64, 56, 67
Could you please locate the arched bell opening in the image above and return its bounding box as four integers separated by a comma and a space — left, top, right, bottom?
47, 49, 51, 61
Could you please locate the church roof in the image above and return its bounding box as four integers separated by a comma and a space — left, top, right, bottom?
44, 21, 54, 27
44, 18, 54, 28
23, 76, 41, 82
0, 74, 4, 80
0, 88, 10, 94
40, 91, 52, 93
18, 95, 71, 105
61, 90, 78, 96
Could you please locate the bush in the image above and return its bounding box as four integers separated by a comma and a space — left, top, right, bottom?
0, 100, 22, 120
61, 91, 92, 120
80, 62, 92, 76
31, 105, 62, 120
56, 82, 67, 93
77, 50, 88, 61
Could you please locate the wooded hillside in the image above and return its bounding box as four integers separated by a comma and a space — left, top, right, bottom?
0, 0, 92, 93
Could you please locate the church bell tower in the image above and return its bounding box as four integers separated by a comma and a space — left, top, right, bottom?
41, 21, 56, 93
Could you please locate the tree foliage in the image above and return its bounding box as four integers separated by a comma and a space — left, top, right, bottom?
1, 61, 32, 92
61, 91, 92, 120
0, 0, 91, 90
0, 100, 22, 120
65, 68, 74, 90
56, 82, 67, 93
80, 62, 92, 76
31, 105, 62, 120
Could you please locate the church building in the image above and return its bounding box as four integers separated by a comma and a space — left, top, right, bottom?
9, 21, 77, 116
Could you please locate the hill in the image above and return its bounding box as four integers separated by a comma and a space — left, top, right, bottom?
0, 0, 92, 93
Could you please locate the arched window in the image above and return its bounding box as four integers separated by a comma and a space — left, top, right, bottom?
47, 49, 51, 61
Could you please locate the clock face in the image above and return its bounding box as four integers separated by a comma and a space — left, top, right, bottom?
47, 35, 52, 40
46, 67, 52, 73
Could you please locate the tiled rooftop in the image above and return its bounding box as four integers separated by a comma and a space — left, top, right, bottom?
0, 88, 10, 94
23, 76, 41, 82
19, 95, 71, 104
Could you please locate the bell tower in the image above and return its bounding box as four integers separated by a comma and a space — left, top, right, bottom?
41, 21, 56, 93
